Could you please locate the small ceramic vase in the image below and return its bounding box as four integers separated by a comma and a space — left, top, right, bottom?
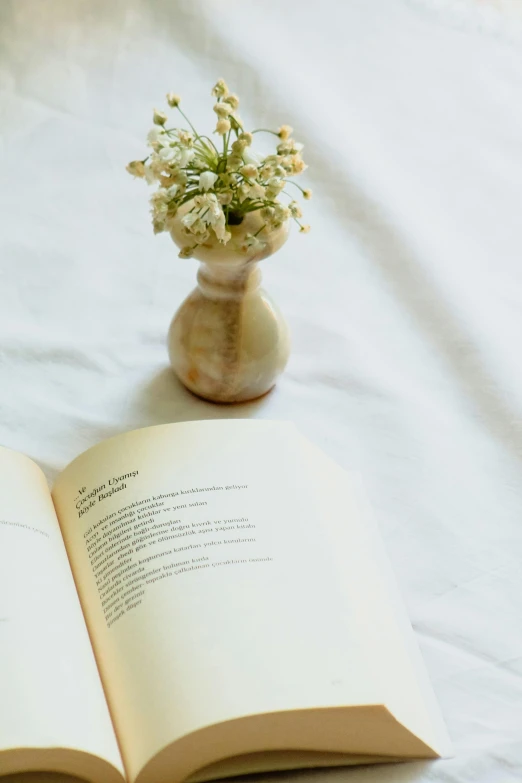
168, 203, 290, 403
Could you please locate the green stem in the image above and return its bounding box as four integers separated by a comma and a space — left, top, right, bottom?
283, 179, 307, 194
176, 106, 199, 137
251, 128, 279, 136
223, 128, 230, 161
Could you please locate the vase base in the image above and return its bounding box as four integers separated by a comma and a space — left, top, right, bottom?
172, 368, 276, 405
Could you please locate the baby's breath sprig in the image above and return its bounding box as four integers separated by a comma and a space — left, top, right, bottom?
127, 79, 311, 256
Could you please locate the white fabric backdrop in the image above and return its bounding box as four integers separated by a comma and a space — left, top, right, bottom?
1, 0, 522, 781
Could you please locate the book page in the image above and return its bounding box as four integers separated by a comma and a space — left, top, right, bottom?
52, 420, 445, 783
0, 447, 124, 783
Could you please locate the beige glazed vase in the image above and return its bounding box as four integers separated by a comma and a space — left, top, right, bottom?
168, 204, 291, 403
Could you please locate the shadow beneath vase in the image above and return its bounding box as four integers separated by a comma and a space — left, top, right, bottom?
133, 366, 273, 427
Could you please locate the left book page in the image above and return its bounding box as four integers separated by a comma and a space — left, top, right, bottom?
0, 446, 124, 783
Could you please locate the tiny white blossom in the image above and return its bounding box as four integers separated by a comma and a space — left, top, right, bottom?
213, 102, 231, 117
199, 171, 218, 191
259, 163, 274, 181
166, 93, 181, 107
248, 183, 266, 200
179, 148, 195, 167
224, 94, 240, 110
159, 146, 178, 162
289, 200, 302, 218
147, 127, 166, 148
153, 108, 168, 126
239, 233, 266, 254
299, 224, 311, 234
266, 177, 285, 199
179, 246, 195, 258
215, 118, 231, 135
226, 155, 243, 172
238, 183, 250, 203
144, 164, 156, 185
273, 204, 291, 225
231, 138, 248, 154
218, 191, 233, 205
211, 79, 229, 98
126, 160, 145, 178
177, 130, 193, 147
240, 164, 258, 179
277, 139, 303, 155
303, 188, 312, 200
290, 155, 307, 175
278, 124, 293, 140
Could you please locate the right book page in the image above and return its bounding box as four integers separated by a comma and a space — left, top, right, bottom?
52, 420, 450, 783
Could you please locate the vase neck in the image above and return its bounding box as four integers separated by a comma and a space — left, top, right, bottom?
197, 261, 262, 300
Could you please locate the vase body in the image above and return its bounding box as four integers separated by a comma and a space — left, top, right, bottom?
168, 206, 290, 403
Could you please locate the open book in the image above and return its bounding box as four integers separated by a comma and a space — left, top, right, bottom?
0, 420, 450, 783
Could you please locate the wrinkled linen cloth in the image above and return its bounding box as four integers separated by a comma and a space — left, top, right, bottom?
1, 0, 522, 781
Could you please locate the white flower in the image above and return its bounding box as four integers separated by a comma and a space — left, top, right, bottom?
144, 164, 156, 185
171, 169, 188, 186
238, 182, 251, 203
240, 164, 258, 179
303, 188, 312, 200
219, 172, 234, 186
166, 184, 179, 198
215, 118, 231, 135
273, 203, 291, 225
288, 200, 302, 218
191, 157, 208, 170
195, 192, 218, 214
290, 155, 307, 175
277, 139, 303, 155
159, 146, 178, 162
178, 148, 195, 166
182, 210, 199, 229
278, 124, 293, 140
214, 102, 231, 117
212, 78, 229, 98
218, 191, 233, 205
259, 163, 274, 181
213, 218, 230, 242
299, 224, 311, 234
147, 127, 166, 148
126, 160, 145, 178
239, 233, 266, 254
231, 138, 247, 154
191, 218, 209, 235
224, 94, 240, 110
248, 182, 266, 200
177, 130, 193, 147
166, 93, 181, 107
153, 108, 168, 126
226, 154, 242, 172
266, 177, 285, 199
199, 171, 218, 191
179, 246, 195, 258
151, 187, 169, 204
229, 112, 243, 129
